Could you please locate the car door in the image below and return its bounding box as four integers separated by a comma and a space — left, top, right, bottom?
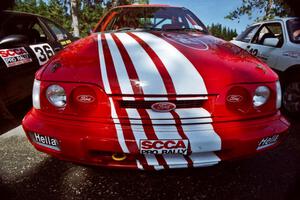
231, 24, 261, 51
0, 14, 45, 106
247, 22, 285, 68
0, 13, 55, 115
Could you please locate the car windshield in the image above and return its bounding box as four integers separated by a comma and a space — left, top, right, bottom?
98, 7, 208, 33
287, 18, 300, 44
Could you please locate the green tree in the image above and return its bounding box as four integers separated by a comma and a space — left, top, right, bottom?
13, 0, 148, 37
207, 23, 238, 41
225, 0, 292, 21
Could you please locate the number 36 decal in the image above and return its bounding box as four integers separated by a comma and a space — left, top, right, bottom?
30, 43, 54, 65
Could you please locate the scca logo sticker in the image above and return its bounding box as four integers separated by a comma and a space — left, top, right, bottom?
140, 139, 189, 155
0, 48, 27, 58
0, 47, 32, 67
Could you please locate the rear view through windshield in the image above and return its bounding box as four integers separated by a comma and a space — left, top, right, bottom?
96, 7, 208, 32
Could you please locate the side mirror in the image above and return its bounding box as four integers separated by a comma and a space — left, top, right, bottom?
0, 35, 29, 48
263, 38, 279, 47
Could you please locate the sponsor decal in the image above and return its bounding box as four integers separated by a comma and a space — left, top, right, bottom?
257, 135, 279, 150
0, 47, 32, 67
282, 51, 300, 58
30, 43, 54, 65
60, 39, 72, 46
140, 139, 188, 155
162, 32, 208, 50
226, 95, 244, 103
76, 94, 96, 103
151, 102, 176, 112
30, 133, 60, 151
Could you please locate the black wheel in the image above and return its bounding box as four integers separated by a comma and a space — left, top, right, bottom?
282, 81, 300, 115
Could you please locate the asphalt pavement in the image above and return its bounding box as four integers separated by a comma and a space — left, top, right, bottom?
0, 102, 299, 200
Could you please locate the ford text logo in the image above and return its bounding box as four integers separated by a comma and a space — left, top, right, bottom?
76, 95, 95, 104
151, 102, 176, 112
226, 95, 243, 103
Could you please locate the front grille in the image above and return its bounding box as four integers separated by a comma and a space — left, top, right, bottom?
119, 100, 203, 109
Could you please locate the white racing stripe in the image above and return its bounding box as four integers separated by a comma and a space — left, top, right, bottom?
126, 108, 212, 119
119, 32, 221, 166
98, 34, 130, 154
100, 32, 222, 168
175, 109, 221, 152
132, 32, 208, 96
145, 109, 188, 168
126, 109, 166, 169
109, 98, 129, 153
189, 152, 221, 167
136, 160, 144, 170
105, 33, 134, 95
97, 34, 111, 94
125, 108, 212, 124
114, 33, 168, 98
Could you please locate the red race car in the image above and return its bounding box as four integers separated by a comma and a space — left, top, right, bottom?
22, 5, 289, 170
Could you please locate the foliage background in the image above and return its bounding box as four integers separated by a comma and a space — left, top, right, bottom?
13, 0, 298, 40
12, 0, 238, 40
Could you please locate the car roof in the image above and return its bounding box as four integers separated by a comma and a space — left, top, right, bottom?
115, 4, 181, 8
2, 10, 46, 19
251, 17, 299, 26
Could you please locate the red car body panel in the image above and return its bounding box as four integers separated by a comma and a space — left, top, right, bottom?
22, 5, 289, 170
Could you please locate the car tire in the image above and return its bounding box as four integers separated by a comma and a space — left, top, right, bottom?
282, 79, 300, 116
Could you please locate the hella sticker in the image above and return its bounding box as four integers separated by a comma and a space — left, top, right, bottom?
140, 139, 188, 155
257, 135, 279, 150
76, 95, 95, 103
151, 102, 176, 112
226, 95, 244, 103
30, 133, 60, 151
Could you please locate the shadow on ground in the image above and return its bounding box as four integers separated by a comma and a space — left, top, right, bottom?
0, 97, 31, 135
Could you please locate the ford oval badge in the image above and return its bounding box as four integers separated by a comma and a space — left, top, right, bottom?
76, 95, 95, 104
226, 95, 243, 103
151, 102, 176, 112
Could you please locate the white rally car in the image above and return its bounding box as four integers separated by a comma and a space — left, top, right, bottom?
231, 18, 300, 115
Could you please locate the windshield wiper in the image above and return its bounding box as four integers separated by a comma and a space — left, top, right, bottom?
165, 28, 207, 33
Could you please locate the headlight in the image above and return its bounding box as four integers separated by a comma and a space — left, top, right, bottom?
32, 79, 41, 109
253, 86, 270, 107
276, 80, 282, 109
46, 85, 67, 108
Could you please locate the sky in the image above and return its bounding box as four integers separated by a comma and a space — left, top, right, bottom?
149, 0, 262, 34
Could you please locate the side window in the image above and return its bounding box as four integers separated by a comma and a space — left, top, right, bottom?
31, 23, 48, 43
43, 19, 69, 41
236, 25, 260, 43
252, 23, 283, 47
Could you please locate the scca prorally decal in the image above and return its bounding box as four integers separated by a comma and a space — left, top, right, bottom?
162, 32, 209, 51
0, 47, 32, 67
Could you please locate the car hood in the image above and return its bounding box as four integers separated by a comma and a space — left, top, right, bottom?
40, 31, 278, 96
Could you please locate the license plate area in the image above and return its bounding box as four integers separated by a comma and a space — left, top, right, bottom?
139, 139, 189, 155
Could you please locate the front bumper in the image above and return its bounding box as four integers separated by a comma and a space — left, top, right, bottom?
22, 109, 289, 170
